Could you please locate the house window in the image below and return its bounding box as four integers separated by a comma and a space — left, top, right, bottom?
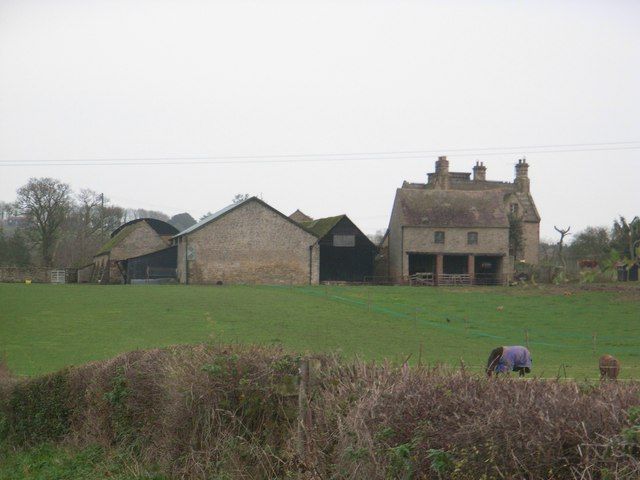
434, 231, 445, 244
510, 203, 519, 214
467, 232, 478, 245
333, 234, 355, 247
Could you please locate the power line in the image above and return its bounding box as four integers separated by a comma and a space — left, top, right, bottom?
0, 142, 638, 167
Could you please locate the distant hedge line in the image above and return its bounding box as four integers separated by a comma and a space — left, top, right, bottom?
1, 344, 640, 479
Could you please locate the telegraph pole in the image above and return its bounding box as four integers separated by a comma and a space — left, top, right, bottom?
100, 193, 105, 239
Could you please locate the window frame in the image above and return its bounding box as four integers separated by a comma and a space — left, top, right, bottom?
434, 231, 445, 244
333, 234, 356, 247
467, 231, 478, 245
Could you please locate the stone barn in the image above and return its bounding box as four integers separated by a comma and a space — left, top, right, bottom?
174, 198, 320, 285
93, 218, 178, 284
385, 156, 540, 285
296, 215, 377, 282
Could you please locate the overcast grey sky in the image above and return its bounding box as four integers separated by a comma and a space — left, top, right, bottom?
0, 0, 638, 240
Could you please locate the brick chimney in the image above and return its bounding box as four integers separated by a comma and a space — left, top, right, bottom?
433, 156, 450, 190
473, 161, 486, 181
514, 158, 530, 192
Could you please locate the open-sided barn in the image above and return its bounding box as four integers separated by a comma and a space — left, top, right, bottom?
120, 245, 177, 284
93, 218, 178, 284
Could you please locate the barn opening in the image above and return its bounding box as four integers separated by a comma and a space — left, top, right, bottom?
474, 255, 503, 285
119, 246, 178, 284
408, 253, 436, 275
443, 254, 468, 274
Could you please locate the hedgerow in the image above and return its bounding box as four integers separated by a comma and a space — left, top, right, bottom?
1, 344, 639, 479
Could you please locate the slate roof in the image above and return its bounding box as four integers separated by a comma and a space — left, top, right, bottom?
298, 215, 346, 239
289, 209, 313, 223
394, 189, 509, 228
175, 201, 245, 238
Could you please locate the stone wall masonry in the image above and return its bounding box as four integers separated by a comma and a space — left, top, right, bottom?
0, 267, 79, 283
0, 267, 51, 283
401, 226, 510, 280
110, 222, 168, 261
177, 201, 319, 285
522, 221, 540, 265
402, 226, 509, 255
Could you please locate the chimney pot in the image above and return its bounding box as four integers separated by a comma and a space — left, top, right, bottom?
473, 159, 487, 181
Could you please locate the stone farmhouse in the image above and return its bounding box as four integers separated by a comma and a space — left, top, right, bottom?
92, 218, 178, 284
383, 156, 540, 285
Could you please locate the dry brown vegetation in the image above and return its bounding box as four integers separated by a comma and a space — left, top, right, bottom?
1, 344, 640, 479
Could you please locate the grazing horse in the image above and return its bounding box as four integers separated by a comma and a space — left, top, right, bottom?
486, 346, 532, 377
599, 354, 620, 380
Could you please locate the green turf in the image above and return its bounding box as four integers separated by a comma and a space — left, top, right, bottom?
0, 444, 166, 479
0, 283, 638, 378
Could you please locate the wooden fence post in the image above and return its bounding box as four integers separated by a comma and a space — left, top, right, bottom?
297, 358, 312, 463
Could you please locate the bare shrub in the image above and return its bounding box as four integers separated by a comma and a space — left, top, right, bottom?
2, 345, 640, 479
311, 363, 640, 479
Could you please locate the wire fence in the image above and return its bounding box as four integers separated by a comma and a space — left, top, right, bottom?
264, 284, 640, 377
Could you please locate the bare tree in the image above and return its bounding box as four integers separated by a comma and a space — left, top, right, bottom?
131, 208, 170, 221
554, 225, 571, 270
232, 193, 251, 204
15, 178, 71, 266
367, 229, 387, 246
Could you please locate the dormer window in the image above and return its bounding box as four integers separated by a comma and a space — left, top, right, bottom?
510, 203, 519, 214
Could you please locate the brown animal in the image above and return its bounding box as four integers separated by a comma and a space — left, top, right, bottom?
599, 354, 620, 380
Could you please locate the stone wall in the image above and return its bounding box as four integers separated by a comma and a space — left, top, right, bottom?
387, 193, 404, 282
176, 200, 319, 285
522, 221, 540, 265
402, 226, 509, 255
110, 222, 168, 261
0, 267, 51, 283
390, 227, 510, 282
0, 267, 78, 283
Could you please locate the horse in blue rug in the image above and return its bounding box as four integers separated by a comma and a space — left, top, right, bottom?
486, 346, 532, 377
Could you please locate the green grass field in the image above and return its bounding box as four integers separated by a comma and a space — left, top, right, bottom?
0, 283, 638, 378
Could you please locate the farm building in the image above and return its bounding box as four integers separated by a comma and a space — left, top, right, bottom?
119, 245, 177, 284
385, 156, 540, 285
92, 218, 178, 284
289, 209, 313, 223
297, 215, 377, 282
173, 198, 376, 285
174, 198, 320, 285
